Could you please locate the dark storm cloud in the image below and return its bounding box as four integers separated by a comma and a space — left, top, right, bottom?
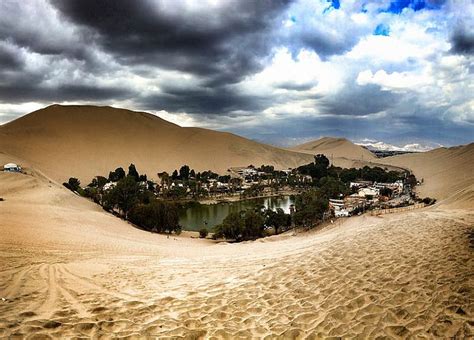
275, 82, 316, 91
450, 27, 474, 55
318, 84, 399, 117
140, 85, 268, 115
299, 33, 357, 57
0, 1, 97, 65
0, 44, 23, 69
234, 107, 472, 148
0, 82, 132, 103
51, 0, 292, 85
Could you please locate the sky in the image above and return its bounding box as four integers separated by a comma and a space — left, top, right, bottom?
0, 0, 473, 150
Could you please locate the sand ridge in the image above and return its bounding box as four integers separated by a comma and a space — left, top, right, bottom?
289, 137, 377, 162
0, 105, 314, 183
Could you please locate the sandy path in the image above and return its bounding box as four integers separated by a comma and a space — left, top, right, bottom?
1, 207, 472, 338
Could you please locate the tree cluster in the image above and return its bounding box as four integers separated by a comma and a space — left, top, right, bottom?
66, 164, 182, 235
294, 190, 328, 228
214, 206, 291, 242
128, 200, 180, 234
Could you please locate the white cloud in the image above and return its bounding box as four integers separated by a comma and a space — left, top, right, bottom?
356, 69, 432, 91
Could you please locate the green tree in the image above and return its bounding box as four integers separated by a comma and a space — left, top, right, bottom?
128, 200, 180, 234
172, 170, 179, 180
128, 163, 140, 181
318, 176, 349, 198
214, 212, 244, 240
66, 177, 81, 192
294, 190, 328, 228
265, 207, 290, 235
243, 210, 265, 240
88, 176, 108, 188
108, 167, 125, 182
103, 176, 141, 217
179, 165, 190, 180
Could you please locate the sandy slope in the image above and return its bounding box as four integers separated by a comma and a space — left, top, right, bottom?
381, 143, 474, 206
0, 105, 313, 183
287, 137, 402, 172
289, 137, 377, 162
1, 157, 473, 338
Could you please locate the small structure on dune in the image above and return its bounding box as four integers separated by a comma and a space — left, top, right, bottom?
3, 163, 22, 172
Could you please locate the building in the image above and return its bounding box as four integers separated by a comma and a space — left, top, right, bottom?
335, 209, 350, 217
374, 180, 404, 195
329, 199, 351, 217
103, 182, 116, 191
3, 163, 21, 172
350, 180, 373, 189
357, 187, 379, 198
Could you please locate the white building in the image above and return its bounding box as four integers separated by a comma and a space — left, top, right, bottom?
335, 209, 350, 217
358, 187, 379, 198
3, 163, 21, 172
103, 182, 116, 191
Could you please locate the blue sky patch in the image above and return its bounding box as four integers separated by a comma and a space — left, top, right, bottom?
384, 0, 445, 14
323, 0, 341, 14
374, 23, 390, 36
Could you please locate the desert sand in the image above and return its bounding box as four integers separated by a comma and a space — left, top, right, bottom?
381, 143, 474, 205
1, 143, 473, 338
288, 137, 408, 172
289, 137, 376, 162
0, 105, 313, 184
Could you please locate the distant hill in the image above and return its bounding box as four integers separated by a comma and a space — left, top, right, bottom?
289, 137, 377, 162
0, 105, 313, 183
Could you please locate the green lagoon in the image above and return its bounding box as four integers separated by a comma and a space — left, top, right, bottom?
179, 195, 295, 231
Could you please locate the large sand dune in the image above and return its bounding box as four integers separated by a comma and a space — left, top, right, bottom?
381, 143, 474, 207
1, 146, 473, 338
0, 105, 313, 183
290, 137, 377, 162
287, 137, 406, 171
1, 109, 473, 338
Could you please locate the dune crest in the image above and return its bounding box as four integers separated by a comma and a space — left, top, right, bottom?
289, 137, 377, 162
0, 105, 313, 183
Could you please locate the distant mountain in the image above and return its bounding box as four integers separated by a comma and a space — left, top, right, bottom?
356, 139, 442, 152
289, 137, 377, 162
0, 105, 313, 183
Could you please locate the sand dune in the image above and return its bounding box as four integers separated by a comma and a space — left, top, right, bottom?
290, 137, 377, 162
1, 109, 473, 338
381, 143, 474, 205
0, 105, 313, 183
1, 153, 473, 338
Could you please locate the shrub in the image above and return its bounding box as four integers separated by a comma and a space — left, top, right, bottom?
422, 197, 436, 205
128, 200, 180, 234
199, 228, 209, 238
214, 209, 265, 242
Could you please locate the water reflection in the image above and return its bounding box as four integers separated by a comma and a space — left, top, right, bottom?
179, 196, 295, 231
